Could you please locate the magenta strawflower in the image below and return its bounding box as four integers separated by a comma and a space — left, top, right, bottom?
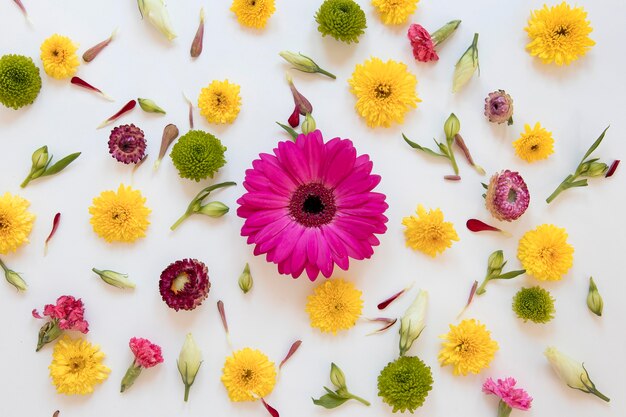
237, 130, 388, 281
32, 295, 89, 351
121, 337, 163, 392
483, 377, 532, 417
159, 259, 210, 311
485, 170, 530, 222
408, 24, 438, 62
108, 124, 147, 164
485, 90, 514, 125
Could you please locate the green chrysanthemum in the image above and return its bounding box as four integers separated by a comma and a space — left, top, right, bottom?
170, 130, 227, 182
377, 356, 433, 413
512, 286, 555, 324
0, 54, 42, 110
315, 0, 367, 44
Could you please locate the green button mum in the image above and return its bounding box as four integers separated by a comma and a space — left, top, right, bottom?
315, 0, 367, 44
170, 130, 226, 182
0, 54, 42, 110
512, 286, 556, 324
377, 356, 433, 413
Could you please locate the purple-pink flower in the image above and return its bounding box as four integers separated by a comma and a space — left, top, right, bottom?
237, 130, 388, 281
408, 24, 438, 62
33, 295, 89, 333
483, 377, 532, 413
129, 337, 164, 368
108, 124, 147, 164
485, 170, 530, 222
159, 258, 210, 311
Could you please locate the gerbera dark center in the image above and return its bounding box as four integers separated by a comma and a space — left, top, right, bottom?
242, 369, 254, 381
171, 273, 190, 294
530, 144, 539, 151
289, 183, 336, 227
374, 83, 392, 99
555, 26, 569, 36
119, 136, 138, 153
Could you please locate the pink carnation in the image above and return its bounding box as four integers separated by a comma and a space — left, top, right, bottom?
129, 337, 164, 368
483, 377, 532, 411
408, 24, 438, 62
33, 295, 89, 333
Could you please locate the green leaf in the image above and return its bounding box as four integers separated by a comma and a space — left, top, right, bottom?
312, 392, 349, 409
192, 181, 237, 205
41, 152, 81, 177
276, 122, 298, 140
495, 270, 526, 280
402, 134, 446, 158
580, 126, 609, 164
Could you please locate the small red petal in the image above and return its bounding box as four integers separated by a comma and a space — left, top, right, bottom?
71, 77, 113, 101
97, 100, 136, 129
457, 280, 478, 319
366, 318, 397, 335
279, 340, 302, 369
377, 289, 406, 310
44, 212, 61, 255
13, 0, 28, 19
466, 218, 501, 232
606, 160, 620, 178
32, 309, 43, 319
217, 300, 228, 334
288, 106, 300, 128
444, 175, 462, 181
261, 398, 279, 417
83, 28, 116, 63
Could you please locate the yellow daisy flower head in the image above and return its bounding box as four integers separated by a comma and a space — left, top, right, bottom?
525, 2, 595, 66
89, 184, 151, 243
221, 347, 277, 401
40, 34, 79, 79
518, 224, 574, 281
513, 122, 554, 163
231, 0, 276, 29
348, 57, 420, 128
49, 337, 110, 395
372, 0, 419, 25
438, 319, 498, 376
402, 204, 459, 257
198, 80, 242, 124
305, 278, 363, 334
0, 192, 35, 254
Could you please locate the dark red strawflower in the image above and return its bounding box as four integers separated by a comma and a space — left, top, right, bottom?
108, 124, 147, 164
159, 259, 210, 311
408, 24, 438, 62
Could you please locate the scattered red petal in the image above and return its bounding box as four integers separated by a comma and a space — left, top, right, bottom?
44, 212, 61, 255
366, 317, 397, 335
261, 398, 280, 417
288, 105, 300, 128
132, 154, 149, 173
217, 300, 228, 334
606, 160, 620, 178
377, 284, 412, 310
444, 175, 461, 181
279, 340, 302, 369
466, 218, 501, 232
32, 309, 43, 319
457, 280, 478, 319
53, 411, 60, 417
12, 0, 29, 20
71, 77, 113, 101
190, 8, 204, 58
83, 28, 117, 63
183, 93, 194, 129
97, 100, 136, 129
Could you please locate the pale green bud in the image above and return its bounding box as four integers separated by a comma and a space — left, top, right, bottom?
138, 98, 166, 114
5, 269, 27, 291
197, 201, 229, 218
92, 268, 135, 289
279, 51, 336, 79
544, 346, 610, 402
330, 363, 347, 389
31, 145, 49, 171
238, 263, 253, 294
178, 333, 202, 401
444, 113, 460, 141
487, 250, 505, 277
586, 277, 603, 316
137, 0, 177, 41
452, 33, 479, 93
580, 161, 608, 178
399, 289, 428, 356
431, 20, 461, 46
302, 113, 316, 134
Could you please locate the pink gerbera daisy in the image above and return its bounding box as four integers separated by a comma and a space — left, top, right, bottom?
237, 130, 388, 281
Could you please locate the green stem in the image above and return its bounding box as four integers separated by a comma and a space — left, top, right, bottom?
170, 212, 192, 231
448, 148, 459, 175
184, 384, 191, 402
589, 387, 610, 402
476, 277, 490, 295
546, 180, 570, 204
497, 400, 512, 417
317, 67, 336, 79
347, 393, 370, 406
0, 258, 7, 273
20, 174, 32, 188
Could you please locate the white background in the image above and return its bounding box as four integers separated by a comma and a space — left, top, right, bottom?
1, 0, 625, 416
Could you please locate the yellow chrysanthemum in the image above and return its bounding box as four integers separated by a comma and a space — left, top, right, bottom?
513, 122, 554, 163
348, 57, 420, 128
438, 319, 498, 376
49, 337, 110, 395
230, 0, 276, 29
198, 80, 242, 124
0, 192, 35, 254
40, 34, 79, 79
89, 184, 150, 243
306, 278, 363, 334
372, 0, 419, 25
525, 2, 595, 66
518, 224, 574, 281
221, 348, 277, 401
402, 205, 459, 257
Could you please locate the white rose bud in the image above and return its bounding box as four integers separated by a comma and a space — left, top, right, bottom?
399, 289, 428, 356
177, 333, 202, 402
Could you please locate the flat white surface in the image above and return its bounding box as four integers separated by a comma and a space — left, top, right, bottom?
0, 0, 625, 416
